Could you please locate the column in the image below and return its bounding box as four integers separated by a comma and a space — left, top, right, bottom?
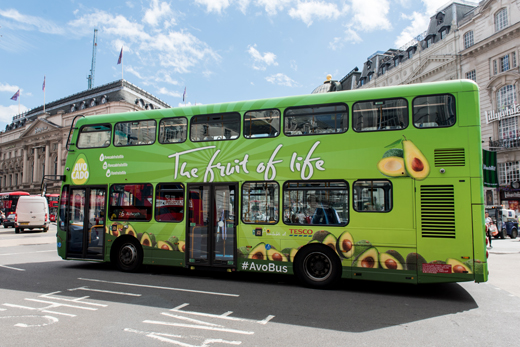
22, 148, 28, 183
44, 143, 50, 176
33, 150, 38, 183
57, 142, 63, 176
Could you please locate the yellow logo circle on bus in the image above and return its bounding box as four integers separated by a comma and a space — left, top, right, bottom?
71, 154, 90, 185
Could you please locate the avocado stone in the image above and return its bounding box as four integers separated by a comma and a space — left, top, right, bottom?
312, 230, 330, 242
248, 243, 267, 260
403, 138, 430, 181
380, 250, 405, 270
336, 231, 355, 259
377, 157, 407, 177
267, 247, 288, 262
157, 240, 176, 251
447, 258, 472, 274
405, 252, 427, 271
353, 247, 379, 268
177, 240, 186, 252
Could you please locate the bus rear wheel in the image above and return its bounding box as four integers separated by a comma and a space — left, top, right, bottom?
294, 245, 341, 289
113, 238, 143, 272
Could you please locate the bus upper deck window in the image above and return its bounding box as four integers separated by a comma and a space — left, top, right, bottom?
413, 94, 456, 128
353, 98, 408, 132
77, 124, 111, 148
114, 120, 156, 146
244, 109, 280, 139
190, 113, 240, 142
159, 117, 187, 144
284, 104, 348, 136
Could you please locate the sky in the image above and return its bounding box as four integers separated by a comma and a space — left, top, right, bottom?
0, 0, 478, 130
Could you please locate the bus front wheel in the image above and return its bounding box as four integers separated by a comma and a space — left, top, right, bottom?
113, 238, 143, 272
294, 245, 341, 289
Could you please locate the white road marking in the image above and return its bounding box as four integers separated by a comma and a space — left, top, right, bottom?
161, 312, 223, 327
0, 250, 55, 256
78, 278, 239, 297
2, 303, 76, 317
0, 308, 6, 311
68, 286, 142, 297
0, 265, 25, 271
25, 299, 98, 311
125, 328, 242, 346
40, 291, 107, 307
144, 320, 254, 335
170, 303, 275, 325
0, 315, 59, 328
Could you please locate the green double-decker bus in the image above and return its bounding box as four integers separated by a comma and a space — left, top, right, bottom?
57, 80, 487, 288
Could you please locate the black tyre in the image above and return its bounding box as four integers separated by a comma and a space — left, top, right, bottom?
3, 225, 6, 228
43, 227, 48, 233
501, 229, 507, 239
15, 228, 20, 234
113, 239, 143, 272
294, 245, 341, 289
511, 228, 518, 239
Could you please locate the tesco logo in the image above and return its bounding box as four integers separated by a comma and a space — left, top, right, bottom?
289, 229, 314, 235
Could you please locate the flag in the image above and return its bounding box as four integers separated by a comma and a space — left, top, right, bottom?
42, 76, 46, 91
10, 90, 20, 101
483, 149, 498, 188
183, 87, 186, 102
117, 47, 123, 65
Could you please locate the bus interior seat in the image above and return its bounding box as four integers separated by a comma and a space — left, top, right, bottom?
311, 208, 340, 225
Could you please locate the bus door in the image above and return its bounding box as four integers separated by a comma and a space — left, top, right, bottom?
415, 179, 473, 278
187, 184, 237, 268
66, 186, 106, 260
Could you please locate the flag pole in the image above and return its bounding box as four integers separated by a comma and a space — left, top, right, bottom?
18, 94, 20, 115
122, 47, 124, 81
43, 76, 46, 113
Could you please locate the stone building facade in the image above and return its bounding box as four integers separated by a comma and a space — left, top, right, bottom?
0, 80, 170, 194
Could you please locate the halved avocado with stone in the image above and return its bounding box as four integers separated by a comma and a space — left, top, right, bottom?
406, 252, 427, 271
337, 231, 355, 259
447, 258, 472, 274
157, 240, 175, 251
377, 157, 407, 177
124, 224, 137, 237
403, 137, 430, 181
140, 232, 155, 247
352, 240, 372, 259
289, 248, 299, 262
177, 240, 186, 253
322, 233, 338, 253
267, 247, 288, 262
312, 230, 330, 242
353, 247, 379, 268
248, 243, 266, 260
380, 250, 404, 270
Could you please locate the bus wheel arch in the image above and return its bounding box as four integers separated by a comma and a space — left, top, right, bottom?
111, 235, 143, 272
293, 243, 341, 289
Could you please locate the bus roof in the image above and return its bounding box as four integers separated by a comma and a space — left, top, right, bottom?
0, 191, 30, 196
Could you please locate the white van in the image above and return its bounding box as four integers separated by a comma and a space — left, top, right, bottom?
15, 195, 50, 233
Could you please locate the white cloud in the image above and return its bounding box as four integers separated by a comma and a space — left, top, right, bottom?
0, 83, 20, 94
422, 0, 451, 15
178, 101, 201, 107
194, 0, 232, 14
0, 104, 29, 123
155, 72, 180, 85
158, 87, 182, 98
329, 24, 362, 50
126, 65, 144, 79
143, 0, 175, 27
256, 0, 293, 16
237, 0, 252, 14
290, 60, 297, 71
266, 73, 298, 87
0, 9, 65, 34
350, 0, 391, 31
247, 44, 278, 70
288, 1, 347, 27
126, 1, 135, 8
395, 12, 429, 48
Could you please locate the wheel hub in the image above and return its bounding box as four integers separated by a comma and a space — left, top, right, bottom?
120, 244, 137, 265
303, 252, 332, 282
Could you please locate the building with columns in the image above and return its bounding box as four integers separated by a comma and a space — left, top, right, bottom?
0, 79, 170, 194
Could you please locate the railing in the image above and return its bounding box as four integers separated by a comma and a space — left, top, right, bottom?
489, 137, 520, 151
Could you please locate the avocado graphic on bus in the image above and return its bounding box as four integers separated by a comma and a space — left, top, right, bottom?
378, 148, 407, 177
321, 233, 339, 254
447, 258, 472, 274
267, 247, 288, 262
353, 247, 379, 268
139, 232, 156, 247
336, 231, 355, 259
406, 252, 427, 271
248, 243, 267, 260
379, 250, 405, 270
177, 240, 186, 252
403, 137, 430, 180
311, 230, 330, 242
157, 240, 175, 251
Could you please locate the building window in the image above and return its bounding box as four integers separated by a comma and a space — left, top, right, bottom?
426, 38, 433, 48
498, 117, 517, 142
359, 78, 365, 86
498, 161, 520, 185
54, 157, 58, 175
495, 8, 508, 32
497, 85, 517, 111
408, 50, 413, 59
368, 74, 372, 81
394, 59, 399, 67
501, 55, 510, 72
497, 85, 518, 142
381, 66, 386, 75
466, 70, 476, 81
440, 30, 446, 40
464, 31, 474, 49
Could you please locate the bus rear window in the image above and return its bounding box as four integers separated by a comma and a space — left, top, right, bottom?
190, 113, 240, 142
159, 117, 187, 144
109, 184, 153, 221
353, 180, 392, 212
353, 98, 408, 132
77, 124, 111, 148
244, 109, 280, 139
155, 183, 184, 222
284, 104, 348, 136
114, 120, 156, 146
413, 94, 456, 128
283, 181, 348, 226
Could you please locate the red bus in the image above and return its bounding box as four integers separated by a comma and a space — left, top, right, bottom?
0, 191, 30, 216
46, 194, 60, 221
